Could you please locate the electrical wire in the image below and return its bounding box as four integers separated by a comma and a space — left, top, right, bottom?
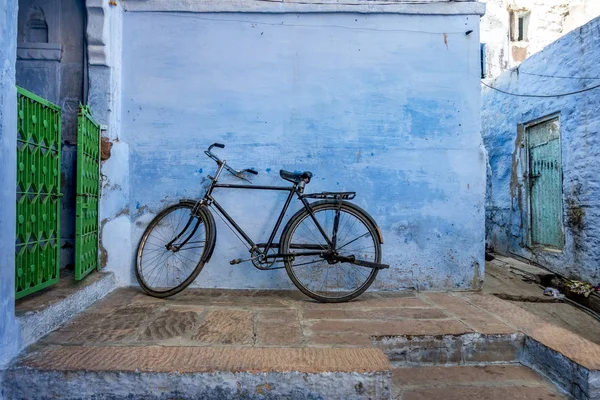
481, 80, 600, 98
484, 61, 600, 80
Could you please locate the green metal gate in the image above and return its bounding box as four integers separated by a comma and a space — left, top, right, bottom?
527, 118, 564, 249
75, 105, 101, 280
15, 87, 61, 299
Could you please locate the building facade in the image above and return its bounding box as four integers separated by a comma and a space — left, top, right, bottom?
482, 16, 600, 284
481, 0, 600, 78
107, 1, 487, 291
1, 0, 487, 369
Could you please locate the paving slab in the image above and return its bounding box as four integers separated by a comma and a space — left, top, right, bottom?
393, 365, 569, 399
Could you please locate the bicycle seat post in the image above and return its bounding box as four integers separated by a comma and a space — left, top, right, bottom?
298, 181, 306, 194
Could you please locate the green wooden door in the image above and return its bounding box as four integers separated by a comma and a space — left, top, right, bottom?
527, 118, 564, 249
15, 87, 61, 299
75, 105, 101, 280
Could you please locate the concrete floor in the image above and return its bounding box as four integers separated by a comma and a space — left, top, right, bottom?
484, 258, 600, 345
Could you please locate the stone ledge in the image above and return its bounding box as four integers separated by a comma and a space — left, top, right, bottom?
522, 336, 598, 400
123, 0, 486, 16
372, 333, 523, 366
4, 368, 391, 400
16, 272, 117, 348
16, 43, 62, 61
18, 346, 391, 373
6, 347, 392, 399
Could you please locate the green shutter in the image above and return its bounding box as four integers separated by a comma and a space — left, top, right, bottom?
15, 87, 61, 299
75, 105, 101, 280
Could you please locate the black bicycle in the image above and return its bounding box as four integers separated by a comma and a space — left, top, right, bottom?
135, 143, 389, 303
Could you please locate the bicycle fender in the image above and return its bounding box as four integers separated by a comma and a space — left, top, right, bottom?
279, 200, 384, 246
179, 199, 217, 263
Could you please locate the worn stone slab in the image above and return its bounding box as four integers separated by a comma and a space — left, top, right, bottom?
423, 293, 515, 334
307, 333, 374, 347
15, 271, 112, 315
492, 254, 555, 283
299, 296, 431, 310
166, 289, 293, 309
256, 310, 303, 346
399, 386, 568, 400
138, 309, 203, 342
15, 272, 118, 347
18, 346, 391, 374
308, 319, 471, 336
302, 308, 448, 320
192, 310, 254, 345
393, 365, 545, 387
373, 333, 523, 366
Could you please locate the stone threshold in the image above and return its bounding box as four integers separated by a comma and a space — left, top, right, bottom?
15, 270, 117, 348
5, 346, 392, 399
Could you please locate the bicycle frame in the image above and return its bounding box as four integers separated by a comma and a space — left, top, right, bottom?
198, 158, 335, 261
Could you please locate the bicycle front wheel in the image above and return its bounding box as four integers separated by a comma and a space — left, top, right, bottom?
135, 202, 215, 298
281, 201, 381, 303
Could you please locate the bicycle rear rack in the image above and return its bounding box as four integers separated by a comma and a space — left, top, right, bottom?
301, 192, 356, 200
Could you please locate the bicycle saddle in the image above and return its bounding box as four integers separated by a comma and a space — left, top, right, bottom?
280, 170, 313, 184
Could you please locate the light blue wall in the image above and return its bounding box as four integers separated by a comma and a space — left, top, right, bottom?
0, 0, 21, 369
119, 11, 485, 290
483, 17, 600, 284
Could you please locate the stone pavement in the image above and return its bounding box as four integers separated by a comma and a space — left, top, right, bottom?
31, 288, 511, 348
6, 287, 599, 399
485, 258, 600, 346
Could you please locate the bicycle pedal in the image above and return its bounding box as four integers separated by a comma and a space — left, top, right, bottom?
229, 258, 243, 265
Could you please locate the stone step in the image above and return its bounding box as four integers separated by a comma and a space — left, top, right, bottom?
373, 332, 523, 366
490, 254, 555, 284
3, 346, 392, 399
392, 364, 570, 399
15, 271, 117, 348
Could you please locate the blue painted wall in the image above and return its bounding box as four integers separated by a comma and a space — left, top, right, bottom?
118, 11, 485, 290
0, 0, 21, 370
483, 17, 600, 284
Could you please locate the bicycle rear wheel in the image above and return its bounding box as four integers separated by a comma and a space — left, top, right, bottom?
280, 201, 381, 303
135, 202, 215, 298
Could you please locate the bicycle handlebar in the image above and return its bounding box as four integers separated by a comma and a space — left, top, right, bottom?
204, 143, 258, 180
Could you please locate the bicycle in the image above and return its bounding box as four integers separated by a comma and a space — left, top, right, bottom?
135, 143, 389, 303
